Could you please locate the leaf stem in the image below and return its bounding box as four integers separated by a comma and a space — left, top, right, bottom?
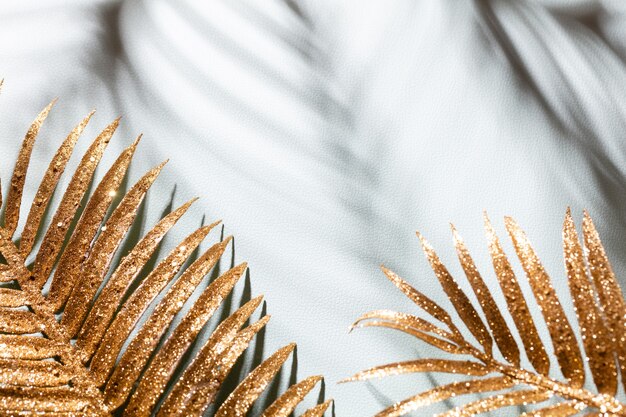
455, 337, 626, 415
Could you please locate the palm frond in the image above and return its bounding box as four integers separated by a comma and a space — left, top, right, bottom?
346, 210, 626, 417
0, 99, 330, 416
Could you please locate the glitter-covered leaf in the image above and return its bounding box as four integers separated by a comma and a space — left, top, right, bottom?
259, 375, 323, 417
373, 377, 516, 417
4, 100, 56, 238
563, 209, 617, 395
452, 225, 520, 366
30, 118, 118, 287
348, 212, 626, 416
0, 98, 329, 416
505, 216, 585, 387
300, 400, 333, 417
62, 160, 168, 337
582, 211, 626, 393
417, 232, 493, 355
436, 389, 550, 417
47, 136, 139, 301
519, 402, 585, 417
341, 359, 490, 382
19, 111, 93, 257
214, 344, 297, 417
484, 214, 550, 376
75, 198, 198, 360
158, 298, 267, 416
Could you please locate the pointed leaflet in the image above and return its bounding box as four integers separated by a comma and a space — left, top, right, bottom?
0, 228, 31, 282
0, 310, 45, 334
353, 320, 463, 354
89, 224, 219, 387
484, 214, 550, 376
0, 359, 73, 387
0, 101, 332, 416
381, 266, 462, 340
259, 375, 323, 417
62, 160, 167, 337
582, 211, 626, 391
124, 263, 247, 417
341, 359, 489, 382
519, 402, 584, 417
0, 288, 30, 307
163, 316, 271, 417
417, 232, 493, 355
158, 297, 265, 416
19, 111, 94, 257
0, 387, 98, 413
0, 335, 67, 360
31, 119, 119, 287
215, 344, 296, 417
103, 237, 233, 409
76, 198, 197, 360
352, 310, 456, 341
373, 376, 515, 417
436, 389, 550, 417
563, 210, 617, 395
505, 216, 585, 387
4, 100, 56, 237
300, 400, 333, 417
452, 225, 520, 366
47, 136, 140, 307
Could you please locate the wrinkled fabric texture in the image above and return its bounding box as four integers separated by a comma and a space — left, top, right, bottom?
1, 0, 626, 415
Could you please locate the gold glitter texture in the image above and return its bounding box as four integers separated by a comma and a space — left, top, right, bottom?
505, 216, 585, 386
518, 402, 585, 417
563, 209, 617, 395
0, 99, 329, 416
484, 213, 550, 376
437, 389, 550, 417
19, 110, 93, 257
347, 211, 626, 416
48, 136, 140, 305
300, 400, 332, 417
418, 231, 493, 355
4, 99, 56, 238
215, 344, 296, 417
583, 211, 626, 393
31, 118, 118, 289
75, 198, 198, 360
452, 224, 520, 366
159, 296, 266, 416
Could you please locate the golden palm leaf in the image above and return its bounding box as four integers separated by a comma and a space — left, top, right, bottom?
0, 96, 331, 416
344, 211, 626, 417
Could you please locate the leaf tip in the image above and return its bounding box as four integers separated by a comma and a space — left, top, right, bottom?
235, 263, 249, 278
504, 216, 522, 238
450, 223, 462, 244
337, 375, 354, 384
156, 159, 169, 170
249, 294, 264, 309
131, 133, 143, 148
563, 207, 577, 236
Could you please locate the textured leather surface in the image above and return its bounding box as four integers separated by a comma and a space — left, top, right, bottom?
1, 1, 626, 415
